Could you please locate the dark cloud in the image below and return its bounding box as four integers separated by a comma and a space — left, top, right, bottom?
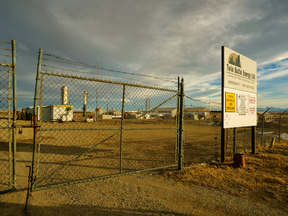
1, 0, 288, 108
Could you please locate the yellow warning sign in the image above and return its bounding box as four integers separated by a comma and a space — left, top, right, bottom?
225, 92, 235, 112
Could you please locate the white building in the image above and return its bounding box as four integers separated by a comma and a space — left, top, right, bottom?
26, 105, 73, 122
185, 107, 210, 119
155, 108, 177, 118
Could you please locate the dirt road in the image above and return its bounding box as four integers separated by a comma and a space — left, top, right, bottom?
1, 170, 287, 216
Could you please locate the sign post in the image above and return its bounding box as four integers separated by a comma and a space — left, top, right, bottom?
221, 46, 257, 162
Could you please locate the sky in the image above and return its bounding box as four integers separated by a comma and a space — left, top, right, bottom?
0, 0, 288, 111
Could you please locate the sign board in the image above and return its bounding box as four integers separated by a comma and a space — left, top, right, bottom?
223, 47, 257, 94
222, 46, 257, 128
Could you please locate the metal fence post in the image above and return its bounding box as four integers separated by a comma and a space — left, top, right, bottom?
221, 128, 226, 162
176, 77, 180, 164
279, 111, 286, 144
8, 66, 12, 189
11, 40, 17, 189
120, 85, 126, 174
32, 48, 43, 190
233, 128, 236, 156
178, 78, 184, 170
261, 108, 270, 146
251, 126, 256, 154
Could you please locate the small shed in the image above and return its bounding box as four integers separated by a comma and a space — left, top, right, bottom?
127, 113, 142, 119
184, 113, 199, 120
155, 108, 177, 118
99, 114, 113, 120
185, 107, 210, 119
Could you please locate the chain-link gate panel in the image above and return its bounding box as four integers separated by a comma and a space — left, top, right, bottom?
121, 85, 178, 173
0, 40, 16, 194
0, 65, 12, 192
32, 72, 179, 190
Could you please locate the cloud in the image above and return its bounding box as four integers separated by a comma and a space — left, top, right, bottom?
1, 0, 288, 110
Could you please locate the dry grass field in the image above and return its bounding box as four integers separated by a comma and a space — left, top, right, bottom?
1, 117, 288, 215
1, 119, 178, 191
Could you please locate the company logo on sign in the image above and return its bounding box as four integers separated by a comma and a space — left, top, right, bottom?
228, 53, 241, 68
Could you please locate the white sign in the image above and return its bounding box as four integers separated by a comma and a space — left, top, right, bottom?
237, 95, 248, 113
223, 88, 257, 128
223, 47, 257, 94
222, 46, 257, 128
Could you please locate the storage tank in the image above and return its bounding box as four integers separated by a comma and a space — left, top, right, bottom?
96, 108, 103, 115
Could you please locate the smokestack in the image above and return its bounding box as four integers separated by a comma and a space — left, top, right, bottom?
84, 91, 88, 105
83, 91, 88, 117
146, 99, 150, 112
61, 86, 68, 105
107, 104, 109, 114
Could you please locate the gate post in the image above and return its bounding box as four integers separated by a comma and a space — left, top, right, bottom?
120, 85, 126, 174
11, 40, 17, 189
31, 48, 43, 190
178, 78, 184, 170
176, 77, 180, 164
251, 126, 256, 154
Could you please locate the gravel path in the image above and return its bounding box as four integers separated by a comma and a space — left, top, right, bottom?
1, 171, 287, 216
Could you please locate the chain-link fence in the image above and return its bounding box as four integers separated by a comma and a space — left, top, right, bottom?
0, 65, 12, 192
0, 40, 16, 193
31, 70, 180, 190
1, 41, 286, 193
183, 99, 221, 165
257, 111, 288, 147
183, 99, 288, 165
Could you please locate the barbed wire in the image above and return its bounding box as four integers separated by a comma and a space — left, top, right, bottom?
0, 41, 11, 44
42, 64, 177, 88
42, 53, 177, 82
0, 48, 11, 51
185, 95, 221, 105
43, 53, 89, 67
0, 54, 11, 58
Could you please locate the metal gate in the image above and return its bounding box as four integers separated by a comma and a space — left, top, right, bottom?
31, 49, 184, 191
0, 40, 17, 193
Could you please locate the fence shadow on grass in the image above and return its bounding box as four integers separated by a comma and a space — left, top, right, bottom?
0, 202, 191, 216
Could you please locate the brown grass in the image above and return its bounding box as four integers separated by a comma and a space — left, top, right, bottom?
162, 141, 288, 203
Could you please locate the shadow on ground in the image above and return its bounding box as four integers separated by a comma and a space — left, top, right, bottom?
0, 202, 191, 216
